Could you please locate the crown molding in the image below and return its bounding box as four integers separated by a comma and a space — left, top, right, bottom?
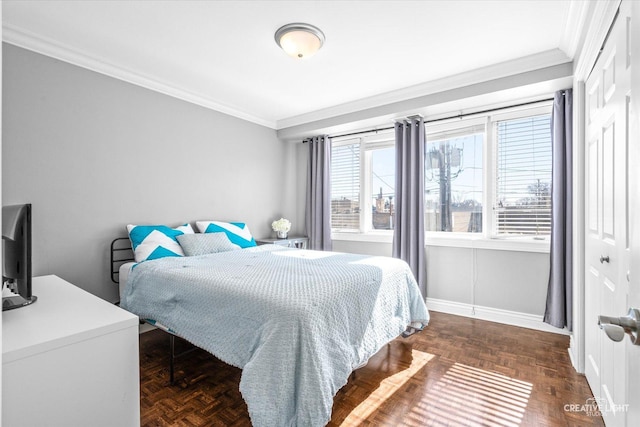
3, 16, 580, 132
277, 63, 572, 142
277, 49, 571, 129
573, 0, 621, 80
560, 0, 591, 59
2, 23, 277, 129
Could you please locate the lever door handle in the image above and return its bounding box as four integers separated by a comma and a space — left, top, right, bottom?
600, 324, 625, 342
600, 255, 610, 263
598, 308, 640, 345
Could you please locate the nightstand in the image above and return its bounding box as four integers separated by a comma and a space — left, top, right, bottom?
256, 236, 309, 249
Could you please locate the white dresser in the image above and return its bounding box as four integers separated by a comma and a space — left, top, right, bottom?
2, 275, 140, 427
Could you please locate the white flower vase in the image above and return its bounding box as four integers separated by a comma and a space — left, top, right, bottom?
276, 230, 288, 239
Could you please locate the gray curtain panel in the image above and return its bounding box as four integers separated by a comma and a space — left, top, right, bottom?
305, 135, 332, 251
393, 118, 426, 296
544, 89, 573, 330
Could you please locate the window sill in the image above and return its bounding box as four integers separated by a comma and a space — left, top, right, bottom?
332, 231, 393, 244
425, 235, 550, 253
331, 231, 550, 253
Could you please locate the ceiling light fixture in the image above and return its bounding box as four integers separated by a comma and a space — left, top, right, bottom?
275, 23, 325, 59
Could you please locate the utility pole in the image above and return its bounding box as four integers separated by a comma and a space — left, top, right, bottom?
437, 142, 452, 231
428, 140, 465, 232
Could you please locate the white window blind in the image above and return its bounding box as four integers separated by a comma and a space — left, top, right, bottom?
495, 114, 552, 236
331, 142, 360, 231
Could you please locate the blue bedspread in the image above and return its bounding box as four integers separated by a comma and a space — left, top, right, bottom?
121, 245, 429, 426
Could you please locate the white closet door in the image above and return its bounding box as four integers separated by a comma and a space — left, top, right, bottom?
584, 2, 632, 426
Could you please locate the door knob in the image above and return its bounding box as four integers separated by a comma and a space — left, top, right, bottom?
600, 255, 610, 263
598, 308, 640, 345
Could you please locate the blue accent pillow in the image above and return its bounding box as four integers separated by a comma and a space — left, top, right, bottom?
127, 223, 194, 262
195, 221, 257, 248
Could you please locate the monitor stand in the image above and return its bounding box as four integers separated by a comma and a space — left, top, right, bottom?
3, 295, 37, 311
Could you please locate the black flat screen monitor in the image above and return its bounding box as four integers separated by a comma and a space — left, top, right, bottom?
2, 203, 36, 310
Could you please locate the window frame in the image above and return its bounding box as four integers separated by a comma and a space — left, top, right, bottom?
487, 105, 553, 239
330, 137, 363, 233
330, 102, 553, 253
364, 135, 396, 234
423, 117, 487, 236
331, 131, 396, 236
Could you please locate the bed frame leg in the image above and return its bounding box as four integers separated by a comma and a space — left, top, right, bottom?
169, 334, 175, 385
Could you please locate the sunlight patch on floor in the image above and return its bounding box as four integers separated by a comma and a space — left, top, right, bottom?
413, 363, 534, 427
339, 349, 435, 426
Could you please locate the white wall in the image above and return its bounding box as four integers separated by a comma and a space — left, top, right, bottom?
2, 44, 299, 302
1, 7, 4, 418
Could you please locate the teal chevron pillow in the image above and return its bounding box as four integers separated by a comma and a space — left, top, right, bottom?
127, 223, 194, 262
195, 221, 257, 248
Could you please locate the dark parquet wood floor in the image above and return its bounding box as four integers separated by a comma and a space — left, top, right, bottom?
139, 311, 603, 426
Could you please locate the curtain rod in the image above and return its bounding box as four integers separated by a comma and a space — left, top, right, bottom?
305, 97, 555, 142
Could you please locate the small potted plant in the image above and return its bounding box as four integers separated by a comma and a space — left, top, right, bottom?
271, 218, 291, 239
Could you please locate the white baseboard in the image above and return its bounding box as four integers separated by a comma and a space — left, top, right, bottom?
426, 298, 570, 336
568, 334, 584, 373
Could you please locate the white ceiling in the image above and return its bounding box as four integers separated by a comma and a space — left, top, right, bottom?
2, 1, 585, 130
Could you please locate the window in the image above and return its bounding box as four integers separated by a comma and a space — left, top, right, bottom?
425, 131, 483, 233
494, 114, 552, 236
330, 135, 395, 232
329, 102, 553, 243
370, 146, 395, 230
330, 141, 360, 231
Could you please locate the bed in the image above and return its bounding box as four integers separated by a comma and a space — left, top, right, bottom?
114, 223, 429, 427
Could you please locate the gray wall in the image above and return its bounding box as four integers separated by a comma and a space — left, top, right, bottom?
425, 246, 549, 315
2, 44, 299, 302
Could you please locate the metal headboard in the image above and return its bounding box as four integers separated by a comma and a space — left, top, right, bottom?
110, 235, 193, 384
110, 237, 134, 284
